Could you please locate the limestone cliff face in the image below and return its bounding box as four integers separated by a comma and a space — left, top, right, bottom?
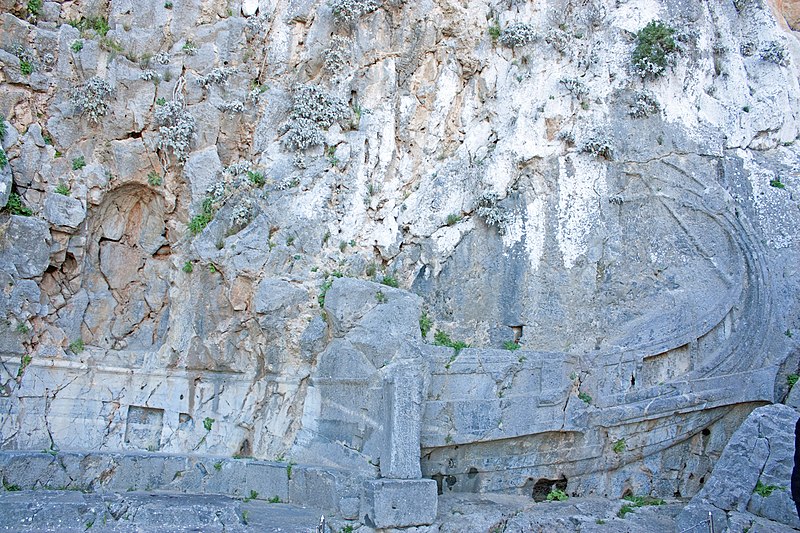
0, 0, 799, 499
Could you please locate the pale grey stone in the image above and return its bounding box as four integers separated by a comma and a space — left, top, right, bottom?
0, 159, 11, 208
360, 479, 438, 529
300, 315, 328, 362
381, 359, 425, 479
43, 192, 86, 229
677, 404, 800, 531
56, 289, 89, 341
0, 215, 51, 278
183, 145, 222, 215
99, 241, 145, 289
253, 278, 305, 315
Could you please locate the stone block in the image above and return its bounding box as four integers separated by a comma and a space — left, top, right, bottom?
43, 192, 86, 229
0, 215, 51, 279
288, 465, 338, 513
253, 278, 305, 316
360, 479, 438, 529
381, 360, 424, 479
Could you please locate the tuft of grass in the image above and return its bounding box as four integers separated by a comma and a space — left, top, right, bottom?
769, 178, 785, 189
788, 374, 799, 391
55, 182, 71, 196
27, 0, 42, 16
446, 213, 462, 226
612, 439, 626, 454
0, 149, 7, 169
243, 489, 258, 502
71, 40, 84, 52
419, 312, 432, 338
4, 193, 33, 216
546, 489, 568, 501
2, 480, 22, 491
247, 170, 266, 186
155, 97, 167, 106
434, 331, 470, 356
488, 22, 501, 41
69, 16, 110, 37
754, 480, 783, 497
503, 340, 520, 351
267, 495, 281, 503
19, 61, 33, 75
69, 338, 85, 353
203, 417, 214, 431
213, 461, 222, 471
182, 261, 193, 273
380, 275, 399, 288
16, 354, 32, 378
188, 198, 214, 235
16, 323, 30, 334
72, 156, 86, 170
617, 495, 665, 518
578, 391, 592, 404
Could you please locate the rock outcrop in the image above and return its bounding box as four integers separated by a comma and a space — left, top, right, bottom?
1, 0, 800, 529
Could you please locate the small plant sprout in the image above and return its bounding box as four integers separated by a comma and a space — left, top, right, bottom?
769, 178, 785, 189
69, 338, 85, 353
754, 481, 783, 497
488, 21, 501, 41
419, 312, 432, 338
434, 331, 470, 356
203, 417, 214, 431
381, 275, 399, 288
4, 193, 33, 216
72, 156, 86, 170
612, 439, 626, 454
55, 182, 71, 196
71, 40, 84, 52
446, 213, 462, 226
375, 290, 387, 303
503, 340, 520, 351
787, 374, 798, 391
617, 495, 665, 518
147, 171, 163, 186
578, 391, 592, 404
546, 489, 568, 501
182, 261, 193, 273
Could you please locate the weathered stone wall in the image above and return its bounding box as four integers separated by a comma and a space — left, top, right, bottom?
1, 0, 799, 510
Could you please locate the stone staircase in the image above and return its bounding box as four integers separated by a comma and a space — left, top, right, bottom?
0, 451, 344, 532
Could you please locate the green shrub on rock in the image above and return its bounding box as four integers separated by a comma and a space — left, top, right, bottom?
632, 21, 677, 78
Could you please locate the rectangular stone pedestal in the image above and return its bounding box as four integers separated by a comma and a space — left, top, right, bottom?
360, 478, 438, 529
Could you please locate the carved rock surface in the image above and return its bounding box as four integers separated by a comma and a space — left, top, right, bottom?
0, 0, 799, 529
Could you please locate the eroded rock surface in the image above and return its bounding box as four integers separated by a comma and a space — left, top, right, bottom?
1, 0, 799, 530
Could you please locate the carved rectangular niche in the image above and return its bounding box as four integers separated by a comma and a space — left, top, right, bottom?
124, 405, 164, 451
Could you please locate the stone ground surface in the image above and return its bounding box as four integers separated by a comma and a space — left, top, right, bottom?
0, 490, 323, 532
0, 490, 686, 533
2, 489, 799, 532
